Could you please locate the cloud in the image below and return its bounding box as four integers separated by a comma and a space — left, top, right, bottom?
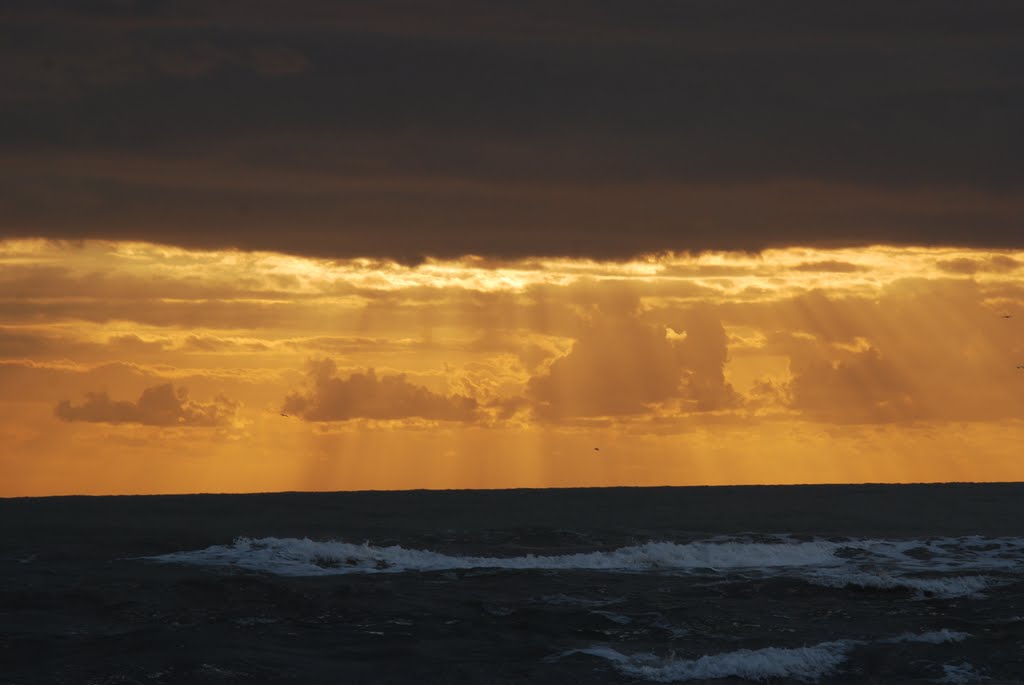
0, 360, 152, 403
6, 242, 1024, 431
0, 37, 310, 103
180, 335, 271, 353
55, 383, 239, 426
528, 318, 682, 417
675, 309, 740, 412
787, 347, 919, 424
282, 359, 478, 421
936, 255, 1021, 275
727, 278, 1024, 424
1, 3, 1023, 260
791, 260, 867, 273
527, 305, 737, 418
0, 330, 168, 363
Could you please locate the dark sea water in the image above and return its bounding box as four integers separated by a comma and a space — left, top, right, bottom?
2, 483, 1024, 684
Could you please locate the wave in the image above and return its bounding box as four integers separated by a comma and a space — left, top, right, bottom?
559, 629, 971, 683
146, 534, 1023, 601
560, 640, 856, 683
938, 662, 986, 684
147, 536, 853, 576
883, 629, 970, 644
806, 570, 991, 599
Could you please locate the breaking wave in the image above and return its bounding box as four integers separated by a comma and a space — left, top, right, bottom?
938, 662, 986, 684
148, 537, 851, 576
560, 640, 856, 683
146, 534, 1022, 600
807, 570, 992, 598
883, 629, 970, 644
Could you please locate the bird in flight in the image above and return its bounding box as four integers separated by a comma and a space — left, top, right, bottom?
1001, 313, 1013, 319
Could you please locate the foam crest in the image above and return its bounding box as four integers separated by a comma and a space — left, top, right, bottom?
938, 662, 986, 684
846, 536, 1024, 572
807, 570, 991, 598
148, 537, 848, 575
883, 629, 970, 644
566, 641, 856, 683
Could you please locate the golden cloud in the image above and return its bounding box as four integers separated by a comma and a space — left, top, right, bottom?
2, 239, 1023, 493
55, 383, 240, 427
282, 359, 479, 422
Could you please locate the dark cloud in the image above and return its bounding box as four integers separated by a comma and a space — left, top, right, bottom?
528, 305, 737, 418
528, 317, 683, 418
0, 330, 170, 363
791, 261, 867, 273
716, 278, 1024, 423
0, 297, 331, 330
787, 347, 920, 424
675, 309, 739, 412
0, 360, 151, 402
0, 328, 62, 358
0, 263, 314, 302
0, 38, 309, 103
1, 1, 1022, 260
55, 383, 239, 426
936, 255, 1022, 275
180, 335, 270, 353
282, 359, 478, 421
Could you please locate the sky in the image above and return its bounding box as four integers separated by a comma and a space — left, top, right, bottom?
1, 2, 1023, 495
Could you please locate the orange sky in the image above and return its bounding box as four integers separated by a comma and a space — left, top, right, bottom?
1, 239, 1023, 496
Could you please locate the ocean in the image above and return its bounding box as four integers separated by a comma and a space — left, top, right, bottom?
2, 483, 1023, 684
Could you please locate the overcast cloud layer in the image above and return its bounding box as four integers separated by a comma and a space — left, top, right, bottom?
1, 1, 1022, 260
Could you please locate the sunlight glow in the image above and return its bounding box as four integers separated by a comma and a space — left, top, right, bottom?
1, 239, 1022, 495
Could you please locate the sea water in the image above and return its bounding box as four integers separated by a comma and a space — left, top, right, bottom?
2, 483, 1024, 683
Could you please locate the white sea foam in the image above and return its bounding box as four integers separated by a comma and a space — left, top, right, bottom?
148, 537, 852, 575
883, 629, 970, 644
937, 662, 987, 684
558, 630, 974, 681
806, 569, 991, 598
146, 534, 1024, 600
563, 640, 856, 683
842, 536, 1024, 572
